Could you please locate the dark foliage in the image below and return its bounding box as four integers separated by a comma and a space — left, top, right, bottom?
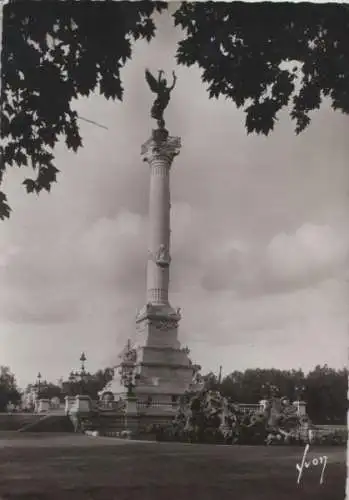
0, 366, 21, 411
220, 368, 306, 403
36, 383, 62, 401
175, 2, 349, 134
218, 365, 347, 425
312, 428, 347, 446
62, 367, 114, 400
305, 365, 348, 425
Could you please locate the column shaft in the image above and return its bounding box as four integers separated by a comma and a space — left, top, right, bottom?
141, 132, 181, 306
147, 159, 170, 304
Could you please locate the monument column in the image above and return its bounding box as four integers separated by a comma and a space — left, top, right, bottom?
99, 69, 194, 404
142, 129, 181, 306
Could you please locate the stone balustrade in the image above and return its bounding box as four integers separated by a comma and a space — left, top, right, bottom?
238, 404, 261, 414
137, 400, 179, 413
97, 400, 126, 412
66, 396, 307, 419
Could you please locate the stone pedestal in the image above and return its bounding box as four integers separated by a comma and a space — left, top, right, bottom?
64, 396, 75, 415
38, 399, 50, 413
73, 395, 92, 414
293, 400, 307, 416
125, 397, 138, 415
133, 304, 193, 403
34, 399, 40, 413
68, 395, 93, 433
124, 397, 139, 432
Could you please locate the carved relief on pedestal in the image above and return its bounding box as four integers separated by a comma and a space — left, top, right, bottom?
154, 319, 178, 332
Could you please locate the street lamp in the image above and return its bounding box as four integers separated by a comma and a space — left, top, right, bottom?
34, 372, 47, 397
32, 372, 47, 412
295, 384, 306, 401
80, 352, 86, 374
69, 352, 91, 395
36, 372, 42, 395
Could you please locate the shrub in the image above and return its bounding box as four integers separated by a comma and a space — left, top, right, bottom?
312, 429, 347, 446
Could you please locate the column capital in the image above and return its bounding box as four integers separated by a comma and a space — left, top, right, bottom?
141, 128, 181, 165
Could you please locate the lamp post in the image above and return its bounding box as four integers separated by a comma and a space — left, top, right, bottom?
33, 372, 48, 412
34, 371, 47, 397
295, 384, 305, 401
294, 384, 306, 416
69, 352, 91, 396
36, 372, 42, 397
80, 352, 86, 374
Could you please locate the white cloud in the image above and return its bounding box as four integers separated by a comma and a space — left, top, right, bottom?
267, 224, 349, 283
201, 223, 349, 296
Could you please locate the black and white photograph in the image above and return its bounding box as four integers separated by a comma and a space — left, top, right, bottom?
0, 1, 347, 499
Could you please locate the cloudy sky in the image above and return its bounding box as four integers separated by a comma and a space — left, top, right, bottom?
1, 9, 349, 389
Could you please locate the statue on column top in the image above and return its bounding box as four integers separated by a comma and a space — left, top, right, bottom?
145, 69, 177, 130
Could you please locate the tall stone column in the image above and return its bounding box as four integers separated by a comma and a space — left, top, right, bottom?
98, 125, 193, 405
141, 129, 181, 307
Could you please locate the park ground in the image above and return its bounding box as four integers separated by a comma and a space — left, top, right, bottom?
0, 432, 345, 500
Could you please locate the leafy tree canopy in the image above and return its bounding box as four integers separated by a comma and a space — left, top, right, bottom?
219, 365, 347, 425
1, 1, 349, 219
0, 365, 21, 411
61, 367, 114, 400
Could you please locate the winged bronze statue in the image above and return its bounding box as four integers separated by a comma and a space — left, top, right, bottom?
145, 69, 177, 129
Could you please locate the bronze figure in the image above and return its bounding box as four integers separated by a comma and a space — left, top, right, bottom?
145, 69, 177, 129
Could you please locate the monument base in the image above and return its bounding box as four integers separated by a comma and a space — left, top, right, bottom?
100, 300, 194, 404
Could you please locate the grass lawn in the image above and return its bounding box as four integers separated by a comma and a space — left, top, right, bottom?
0, 433, 345, 500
